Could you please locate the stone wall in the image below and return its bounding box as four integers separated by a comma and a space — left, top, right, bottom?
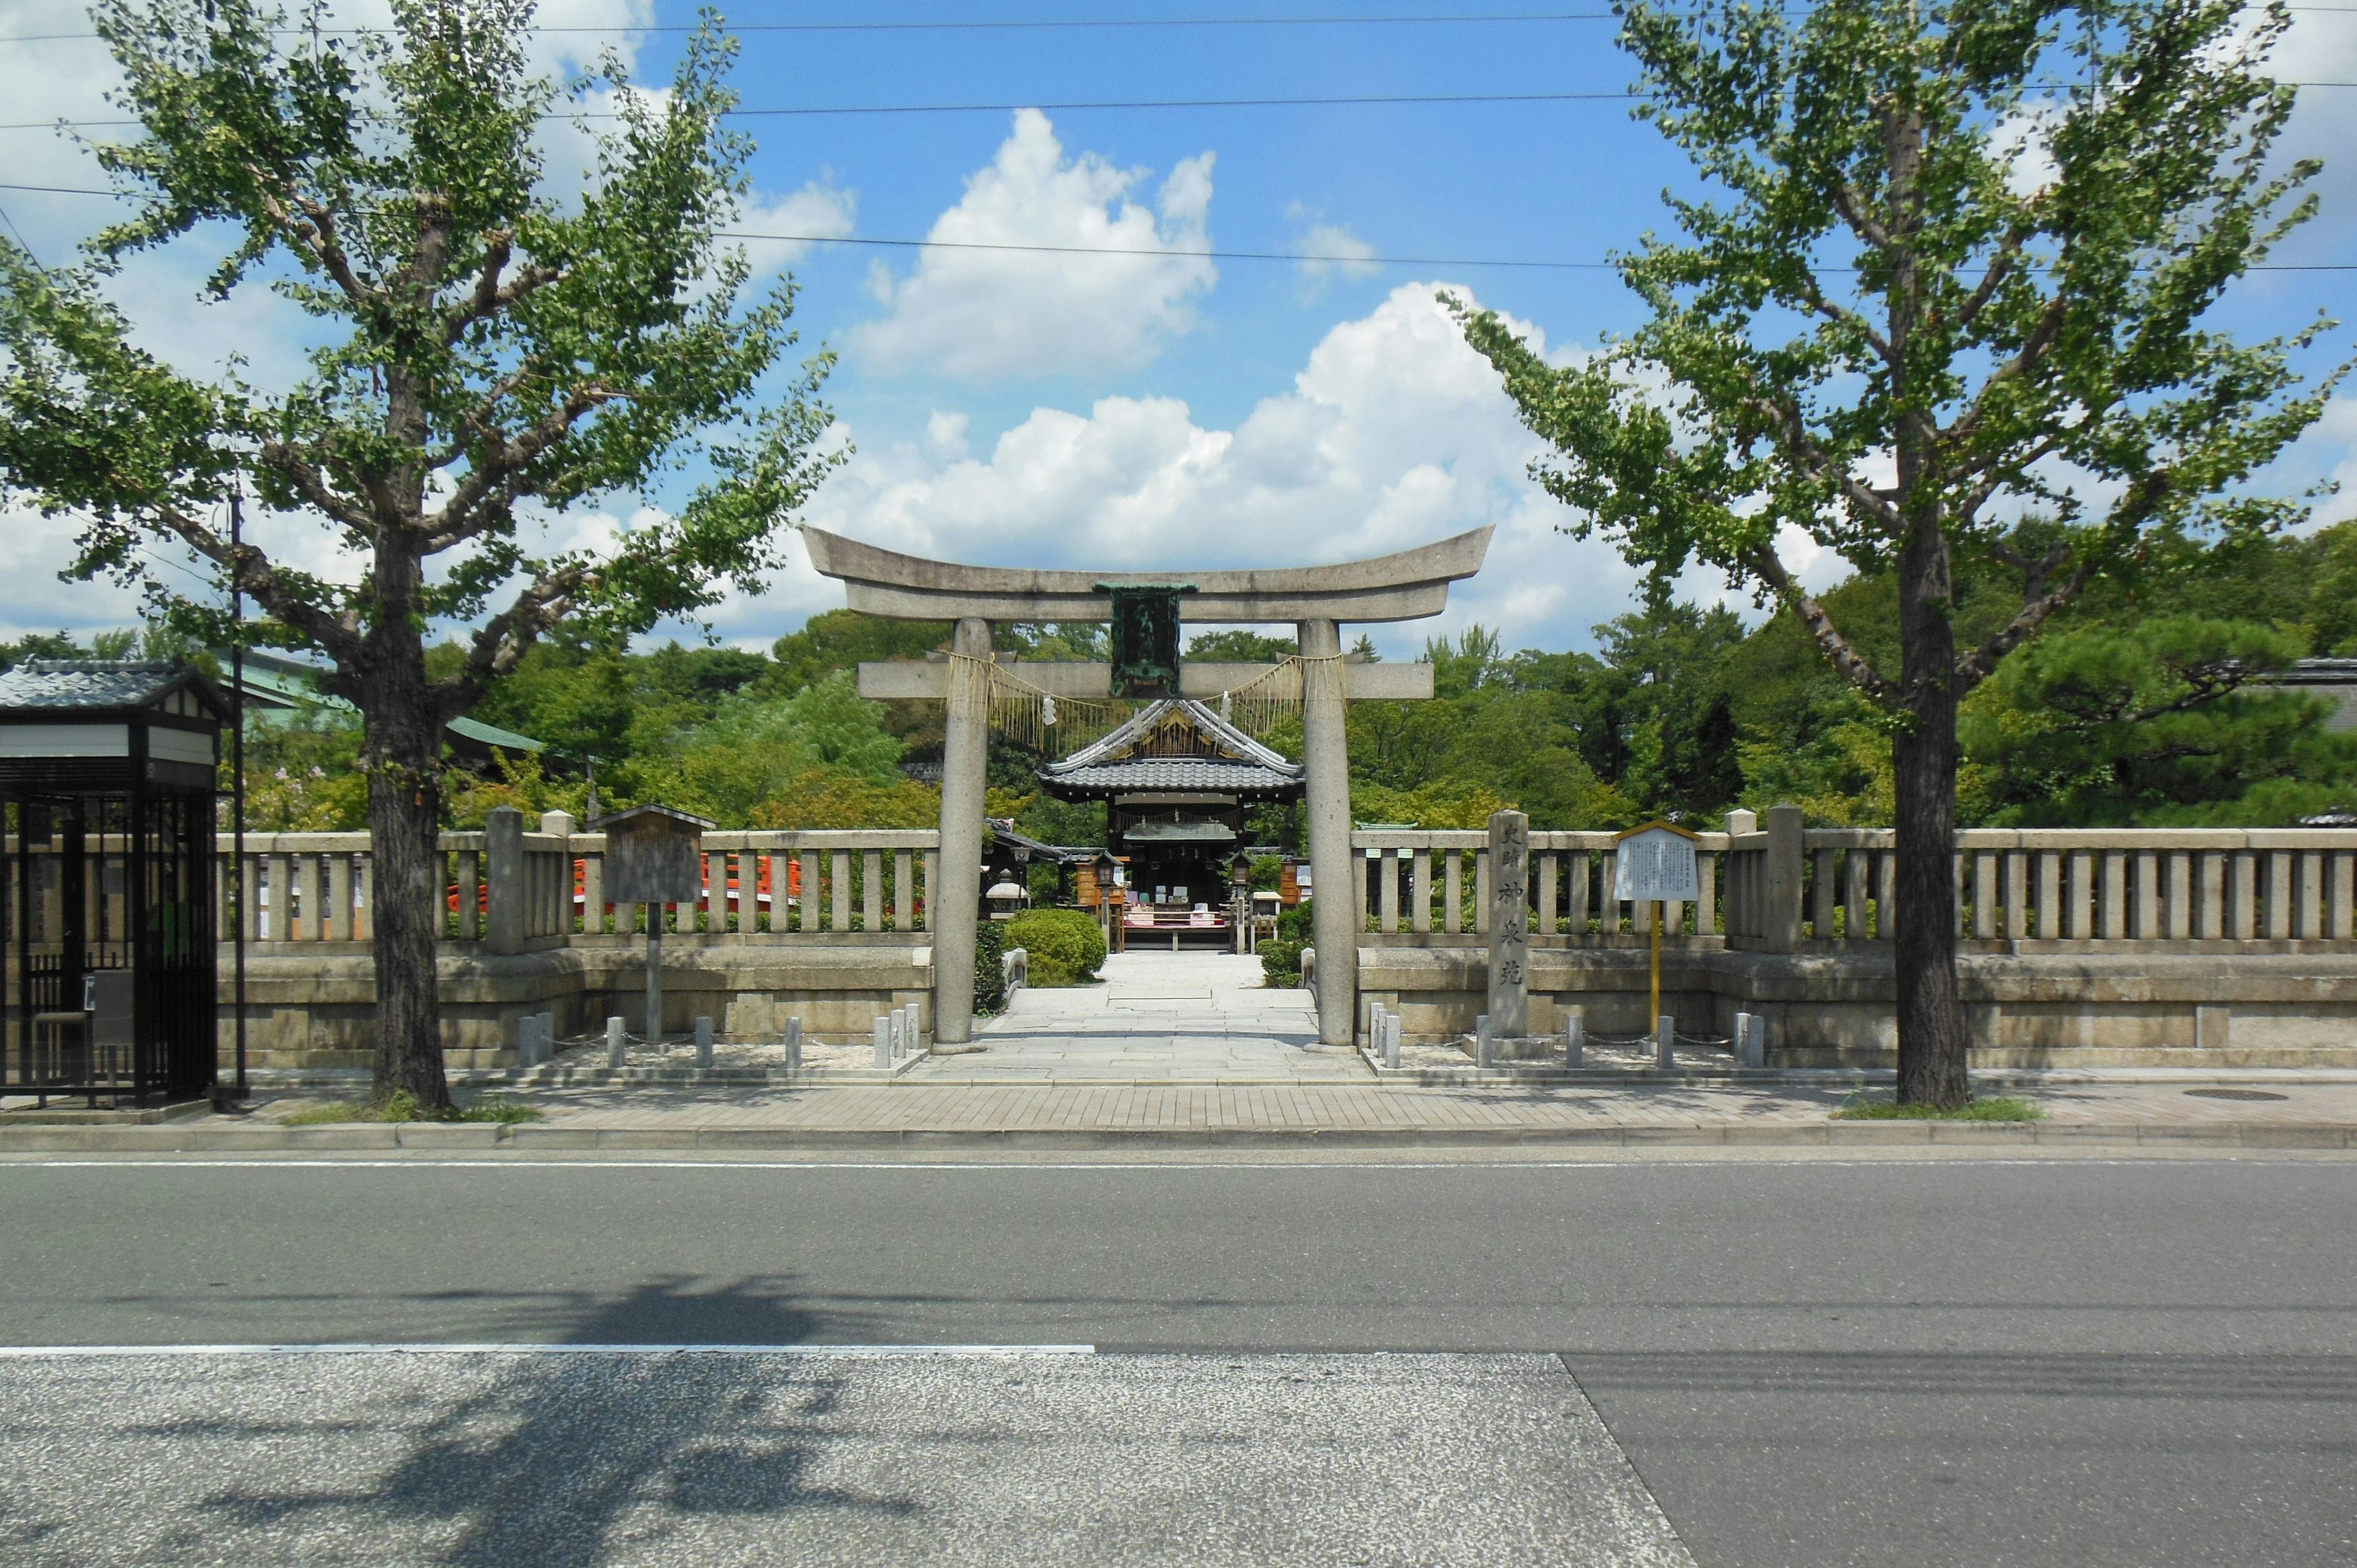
219, 937, 935, 1071
1353, 938, 2357, 1069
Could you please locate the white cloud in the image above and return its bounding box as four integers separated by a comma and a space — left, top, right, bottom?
850, 109, 1218, 381
731, 179, 856, 279
1287, 206, 1380, 296
733, 282, 1653, 655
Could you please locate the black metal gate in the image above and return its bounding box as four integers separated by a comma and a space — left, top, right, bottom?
7, 787, 217, 1105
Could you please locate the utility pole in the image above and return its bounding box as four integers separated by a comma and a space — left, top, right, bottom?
228, 486, 247, 1102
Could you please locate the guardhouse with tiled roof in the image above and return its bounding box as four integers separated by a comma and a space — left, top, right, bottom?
0, 660, 225, 1106
1039, 700, 1303, 910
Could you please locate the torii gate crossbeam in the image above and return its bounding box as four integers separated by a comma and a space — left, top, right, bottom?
802, 525, 1493, 1048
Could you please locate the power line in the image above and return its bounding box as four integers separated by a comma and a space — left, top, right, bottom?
7, 79, 2357, 130
2, 90, 1639, 128
4, 187, 2351, 270
7, 6, 2357, 41
0, 13, 1613, 44
0, 198, 44, 268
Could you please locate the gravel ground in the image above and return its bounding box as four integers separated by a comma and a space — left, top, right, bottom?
548, 1040, 890, 1073
1393, 1038, 1741, 1073
0, 1350, 1692, 1568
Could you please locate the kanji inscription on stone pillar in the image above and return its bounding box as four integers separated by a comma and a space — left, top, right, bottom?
1488, 808, 1531, 1038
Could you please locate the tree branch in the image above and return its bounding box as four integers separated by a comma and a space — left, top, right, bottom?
1741, 390, 1903, 529
1830, 181, 1895, 257
1954, 557, 2094, 689
149, 501, 358, 663
441, 231, 563, 345
1948, 291, 2070, 448
419, 381, 622, 551
1953, 226, 2030, 333
1798, 274, 1897, 370
255, 439, 376, 531
1749, 543, 1897, 706
444, 563, 589, 709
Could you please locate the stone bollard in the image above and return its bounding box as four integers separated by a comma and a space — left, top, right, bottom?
606, 1014, 626, 1071
537, 1011, 555, 1065
694, 1015, 714, 1071
783, 1016, 803, 1073
517, 1014, 541, 1070
1564, 1006, 1584, 1070
1475, 1014, 1493, 1070
1733, 1011, 1754, 1068
1741, 1013, 1766, 1068
890, 1006, 908, 1060
1382, 1012, 1402, 1071
1656, 1014, 1676, 1070
873, 1016, 891, 1069
906, 998, 923, 1051
1366, 998, 1386, 1048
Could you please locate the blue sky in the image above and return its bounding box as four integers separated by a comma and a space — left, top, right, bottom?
2, 0, 2354, 660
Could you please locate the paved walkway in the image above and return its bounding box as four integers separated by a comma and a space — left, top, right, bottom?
10, 1075, 2353, 1151
905, 952, 1362, 1084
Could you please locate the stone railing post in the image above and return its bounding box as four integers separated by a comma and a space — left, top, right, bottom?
1762, 803, 1805, 952
484, 806, 525, 956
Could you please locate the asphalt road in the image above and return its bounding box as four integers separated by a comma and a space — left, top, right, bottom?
1, 1152, 2352, 1567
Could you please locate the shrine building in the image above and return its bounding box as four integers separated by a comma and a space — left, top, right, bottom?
1037, 699, 1305, 912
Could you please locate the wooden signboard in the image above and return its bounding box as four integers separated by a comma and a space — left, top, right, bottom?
595, 804, 713, 906
1613, 822, 1700, 903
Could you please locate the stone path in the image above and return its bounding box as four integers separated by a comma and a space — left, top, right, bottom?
904, 951, 1363, 1085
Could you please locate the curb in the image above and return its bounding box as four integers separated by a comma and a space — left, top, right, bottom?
0, 1119, 2350, 1153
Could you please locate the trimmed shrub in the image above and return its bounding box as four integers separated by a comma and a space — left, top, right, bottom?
1259, 937, 1305, 988
974, 920, 1007, 1014
1007, 907, 1109, 987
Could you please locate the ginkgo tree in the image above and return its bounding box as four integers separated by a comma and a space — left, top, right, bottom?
1456, 0, 2343, 1106
0, 0, 840, 1110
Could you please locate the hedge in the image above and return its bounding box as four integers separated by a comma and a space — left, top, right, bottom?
1005, 907, 1108, 987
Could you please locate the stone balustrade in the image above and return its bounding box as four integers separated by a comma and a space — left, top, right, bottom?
212, 813, 943, 951
1353, 815, 2357, 952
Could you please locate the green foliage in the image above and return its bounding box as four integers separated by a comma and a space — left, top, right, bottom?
1833, 1095, 2043, 1122
767, 610, 950, 695
1006, 907, 1107, 987
281, 1089, 541, 1123
1962, 617, 2357, 825
233, 698, 370, 829
1258, 937, 1306, 988
0, 0, 840, 670
973, 921, 1007, 1014
1452, 0, 2344, 1094
1188, 629, 1297, 662
1278, 898, 1315, 943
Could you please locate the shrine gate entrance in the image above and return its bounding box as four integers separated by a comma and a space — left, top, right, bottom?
803, 526, 1493, 1048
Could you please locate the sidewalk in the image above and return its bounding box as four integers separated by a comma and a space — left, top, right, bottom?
6, 1075, 2356, 1152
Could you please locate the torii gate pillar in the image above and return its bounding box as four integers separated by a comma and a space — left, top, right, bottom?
935, 617, 993, 1044
803, 524, 1492, 1049
1296, 619, 1357, 1046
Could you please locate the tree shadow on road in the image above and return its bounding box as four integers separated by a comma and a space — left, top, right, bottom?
172, 1276, 920, 1567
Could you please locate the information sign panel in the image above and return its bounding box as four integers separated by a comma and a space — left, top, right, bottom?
1613, 823, 1700, 903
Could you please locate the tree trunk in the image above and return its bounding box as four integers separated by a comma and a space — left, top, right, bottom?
1892, 530, 1972, 1108
359, 654, 452, 1112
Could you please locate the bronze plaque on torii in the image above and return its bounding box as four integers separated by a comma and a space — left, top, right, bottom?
1098, 583, 1193, 697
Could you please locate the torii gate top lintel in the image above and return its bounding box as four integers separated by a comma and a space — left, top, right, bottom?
800, 524, 1493, 624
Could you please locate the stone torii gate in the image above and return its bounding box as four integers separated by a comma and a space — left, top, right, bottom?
803, 525, 1493, 1048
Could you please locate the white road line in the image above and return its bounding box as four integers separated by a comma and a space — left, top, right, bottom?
0, 1156, 2289, 1171
0, 1342, 1096, 1358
